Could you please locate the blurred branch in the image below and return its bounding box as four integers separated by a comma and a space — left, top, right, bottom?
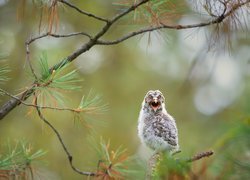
34, 94, 96, 177
224, 0, 250, 18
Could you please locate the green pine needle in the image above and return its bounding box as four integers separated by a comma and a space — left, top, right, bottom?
37, 54, 82, 90
78, 90, 108, 114
0, 140, 46, 171
35, 53, 83, 106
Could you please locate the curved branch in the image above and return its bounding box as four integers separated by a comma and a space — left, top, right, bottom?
34, 95, 95, 177
26, 32, 92, 45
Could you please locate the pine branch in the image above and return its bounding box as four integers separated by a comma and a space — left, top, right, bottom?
0, 88, 106, 114
34, 94, 96, 177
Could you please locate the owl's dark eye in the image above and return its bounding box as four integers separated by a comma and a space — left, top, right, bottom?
148, 95, 153, 99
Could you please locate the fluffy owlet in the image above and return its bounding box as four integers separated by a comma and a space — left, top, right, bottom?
138, 90, 179, 154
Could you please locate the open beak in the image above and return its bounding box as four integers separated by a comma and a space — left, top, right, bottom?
151, 98, 160, 112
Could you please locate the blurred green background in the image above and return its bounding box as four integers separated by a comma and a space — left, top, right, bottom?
0, 0, 250, 179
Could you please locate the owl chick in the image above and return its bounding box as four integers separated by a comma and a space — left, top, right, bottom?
138, 90, 179, 154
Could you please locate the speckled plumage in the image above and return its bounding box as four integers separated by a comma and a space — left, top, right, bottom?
138, 90, 179, 153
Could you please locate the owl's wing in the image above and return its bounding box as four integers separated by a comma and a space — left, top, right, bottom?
153, 114, 178, 146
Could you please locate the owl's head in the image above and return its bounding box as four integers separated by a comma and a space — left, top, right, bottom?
143, 90, 165, 113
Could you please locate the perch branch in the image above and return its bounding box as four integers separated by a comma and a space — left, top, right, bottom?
186, 150, 214, 163
147, 150, 214, 179
34, 95, 96, 177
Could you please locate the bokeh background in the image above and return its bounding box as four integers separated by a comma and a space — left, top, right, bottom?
0, 0, 250, 179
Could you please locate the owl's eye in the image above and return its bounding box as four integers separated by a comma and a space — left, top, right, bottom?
148, 95, 153, 99
157, 95, 161, 99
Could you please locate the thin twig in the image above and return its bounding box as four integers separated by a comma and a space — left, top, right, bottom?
34, 94, 96, 177
59, 0, 109, 22
25, 42, 38, 80
26, 33, 49, 45
49, 32, 92, 39
26, 32, 92, 45
0, 88, 75, 111
0, 88, 92, 113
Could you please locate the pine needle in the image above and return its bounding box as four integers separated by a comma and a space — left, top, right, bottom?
34, 53, 83, 107
0, 140, 46, 177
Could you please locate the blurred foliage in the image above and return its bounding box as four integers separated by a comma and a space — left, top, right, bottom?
0, 46, 10, 86
0, 63, 10, 86
92, 137, 137, 179
0, 140, 46, 179
210, 118, 250, 179
113, 0, 185, 26
0, 53, 10, 96
17, 0, 60, 33
153, 153, 191, 179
